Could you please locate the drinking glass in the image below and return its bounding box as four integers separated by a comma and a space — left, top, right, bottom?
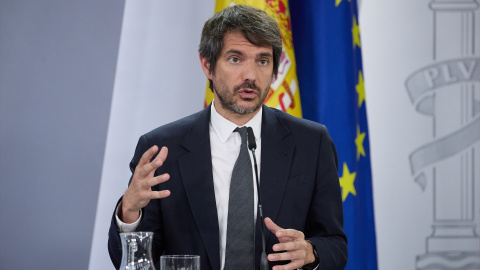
160, 255, 200, 270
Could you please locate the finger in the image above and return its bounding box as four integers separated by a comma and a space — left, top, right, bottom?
271, 259, 304, 270
137, 145, 159, 168
264, 217, 283, 235
144, 146, 169, 174
272, 240, 307, 253
148, 190, 171, 199
137, 147, 168, 178
136, 158, 162, 179
274, 228, 304, 240
156, 146, 168, 163
268, 249, 304, 264
146, 173, 170, 188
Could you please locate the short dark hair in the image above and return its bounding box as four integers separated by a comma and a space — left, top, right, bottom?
199, 5, 282, 82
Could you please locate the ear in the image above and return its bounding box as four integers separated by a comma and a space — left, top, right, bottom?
199, 54, 214, 80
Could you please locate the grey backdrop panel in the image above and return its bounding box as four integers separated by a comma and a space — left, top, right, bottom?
0, 0, 124, 269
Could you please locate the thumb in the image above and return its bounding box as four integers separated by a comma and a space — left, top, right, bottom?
264, 217, 283, 235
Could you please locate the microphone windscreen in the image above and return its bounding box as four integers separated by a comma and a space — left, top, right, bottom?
247, 127, 256, 150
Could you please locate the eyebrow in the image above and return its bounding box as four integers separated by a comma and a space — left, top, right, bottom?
258, 52, 273, 58
224, 50, 273, 59
225, 50, 245, 57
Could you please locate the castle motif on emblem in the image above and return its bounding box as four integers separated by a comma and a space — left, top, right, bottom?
405, 0, 480, 269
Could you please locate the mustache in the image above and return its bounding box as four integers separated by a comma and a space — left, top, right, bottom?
233, 81, 261, 93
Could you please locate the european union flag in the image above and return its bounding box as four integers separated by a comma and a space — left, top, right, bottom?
290, 0, 378, 269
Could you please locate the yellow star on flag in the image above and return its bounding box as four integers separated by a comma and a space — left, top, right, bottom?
355, 125, 366, 160
339, 162, 356, 201
352, 15, 361, 48
356, 70, 365, 108
335, 0, 350, 7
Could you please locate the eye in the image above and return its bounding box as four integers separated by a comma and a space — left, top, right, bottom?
258, 59, 269, 66
228, 57, 240, 64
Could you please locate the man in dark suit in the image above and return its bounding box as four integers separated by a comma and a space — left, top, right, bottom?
108, 5, 347, 270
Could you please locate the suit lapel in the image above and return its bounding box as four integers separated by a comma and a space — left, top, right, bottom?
177, 106, 220, 270
259, 106, 294, 244
176, 105, 294, 269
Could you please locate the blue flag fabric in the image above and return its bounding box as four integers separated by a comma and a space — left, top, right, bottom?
290, 1, 378, 269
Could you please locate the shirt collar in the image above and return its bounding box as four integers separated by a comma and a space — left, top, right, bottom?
210, 101, 262, 143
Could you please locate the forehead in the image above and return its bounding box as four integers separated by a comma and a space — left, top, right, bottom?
221, 31, 273, 56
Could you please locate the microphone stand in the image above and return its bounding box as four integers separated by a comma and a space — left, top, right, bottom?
247, 127, 268, 270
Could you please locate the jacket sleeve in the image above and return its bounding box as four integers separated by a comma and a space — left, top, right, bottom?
305, 126, 348, 269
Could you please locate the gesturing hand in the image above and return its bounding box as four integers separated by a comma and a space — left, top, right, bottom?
265, 217, 316, 270
121, 145, 171, 223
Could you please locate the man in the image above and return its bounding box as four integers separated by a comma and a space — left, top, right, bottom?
108, 5, 347, 270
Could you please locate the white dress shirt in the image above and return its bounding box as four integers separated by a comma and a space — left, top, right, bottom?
209, 102, 262, 269
116, 102, 262, 270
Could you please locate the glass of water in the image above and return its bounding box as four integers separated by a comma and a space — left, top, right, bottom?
160, 255, 200, 270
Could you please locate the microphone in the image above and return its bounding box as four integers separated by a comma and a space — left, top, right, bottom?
247, 127, 256, 150
246, 127, 268, 270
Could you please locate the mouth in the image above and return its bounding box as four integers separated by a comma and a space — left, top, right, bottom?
234, 81, 261, 100
237, 88, 258, 99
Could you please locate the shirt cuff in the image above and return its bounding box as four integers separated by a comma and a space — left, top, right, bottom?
297, 264, 319, 270
115, 201, 142, 232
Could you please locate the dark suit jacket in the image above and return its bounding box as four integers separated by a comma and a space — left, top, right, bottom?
108, 105, 347, 270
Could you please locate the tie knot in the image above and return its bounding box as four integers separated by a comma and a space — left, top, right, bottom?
235, 127, 248, 145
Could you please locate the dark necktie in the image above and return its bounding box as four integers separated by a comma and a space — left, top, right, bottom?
224, 127, 254, 270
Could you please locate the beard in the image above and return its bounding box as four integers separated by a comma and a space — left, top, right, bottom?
213, 80, 270, 115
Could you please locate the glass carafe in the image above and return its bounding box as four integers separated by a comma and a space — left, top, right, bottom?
120, 232, 156, 270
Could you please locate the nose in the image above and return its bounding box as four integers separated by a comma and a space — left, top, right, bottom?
241, 59, 257, 82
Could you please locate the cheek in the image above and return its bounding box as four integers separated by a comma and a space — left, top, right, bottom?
258, 72, 274, 88
213, 75, 231, 92
221, 71, 243, 87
